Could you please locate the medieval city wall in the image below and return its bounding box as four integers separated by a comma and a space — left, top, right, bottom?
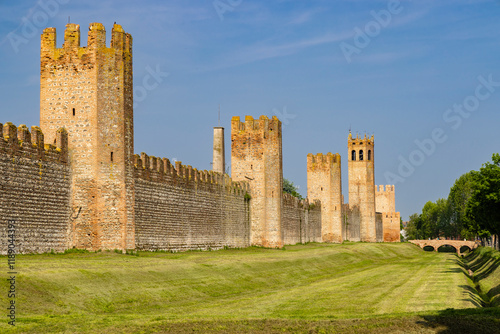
133, 153, 251, 251
0, 22, 401, 254
0, 123, 70, 254
282, 193, 322, 245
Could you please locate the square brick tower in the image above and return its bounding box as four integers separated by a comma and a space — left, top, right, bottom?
40, 23, 135, 250
307, 153, 343, 242
231, 115, 283, 248
347, 133, 376, 242
375, 185, 401, 242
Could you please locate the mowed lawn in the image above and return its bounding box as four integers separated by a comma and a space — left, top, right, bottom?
0, 242, 493, 333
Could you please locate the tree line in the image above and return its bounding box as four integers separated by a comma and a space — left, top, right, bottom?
405, 153, 500, 250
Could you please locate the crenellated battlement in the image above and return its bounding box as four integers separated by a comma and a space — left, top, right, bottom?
282, 192, 313, 209
133, 152, 249, 195
376, 185, 395, 193
41, 22, 132, 61
231, 115, 281, 138
282, 193, 321, 211
375, 184, 396, 215
0, 122, 68, 163
307, 152, 341, 170
348, 132, 374, 146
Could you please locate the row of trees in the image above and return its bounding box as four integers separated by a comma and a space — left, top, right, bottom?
405, 154, 500, 250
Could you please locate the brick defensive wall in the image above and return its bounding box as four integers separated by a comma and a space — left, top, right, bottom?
0, 123, 70, 254
282, 193, 322, 245
133, 152, 251, 251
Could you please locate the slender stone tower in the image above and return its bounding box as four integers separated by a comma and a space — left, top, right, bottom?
40, 23, 135, 250
307, 152, 343, 243
212, 127, 225, 174
347, 132, 376, 242
231, 115, 283, 248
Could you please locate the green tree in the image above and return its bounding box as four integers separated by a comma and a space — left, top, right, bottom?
466, 153, 500, 249
283, 178, 303, 200
421, 201, 438, 238
405, 213, 421, 240
448, 172, 475, 239
436, 198, 451, 238
418, 199, 449, 239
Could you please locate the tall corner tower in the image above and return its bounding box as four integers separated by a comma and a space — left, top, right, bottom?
212, 127, 225, 174
307, 152, 343, 242
40, 23, 135, 250
231, 115, 283, 248
347, 132, 376, 242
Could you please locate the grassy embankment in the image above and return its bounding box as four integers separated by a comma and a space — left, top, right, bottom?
0, 242, 499, 333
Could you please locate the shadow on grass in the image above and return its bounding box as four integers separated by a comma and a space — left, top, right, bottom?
488, 284, 500, 307
453, 248, 500, 309
474, 258, 500, 282
458, 285, 485, 307
419, 308, 500, 334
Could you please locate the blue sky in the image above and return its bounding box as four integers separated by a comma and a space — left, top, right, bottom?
1, 0, 499, 220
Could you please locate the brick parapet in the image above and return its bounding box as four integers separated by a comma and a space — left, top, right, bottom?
282, 192, 313, 209
133, 153, 249, 195
0, 123, 68, 163
41, 23, 132, 60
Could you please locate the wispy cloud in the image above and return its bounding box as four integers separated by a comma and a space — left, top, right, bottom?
287, 8, 324, 25
355, 51, 409, 64
391, 10, 428, 28
201, 31, 353, 71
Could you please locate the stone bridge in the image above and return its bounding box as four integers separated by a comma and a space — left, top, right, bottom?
409, 240, 479, 255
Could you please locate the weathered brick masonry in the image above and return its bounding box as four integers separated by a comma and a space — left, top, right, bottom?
231, 116, 284, 248
307, 153, 343, 243
347, 133, 376, 242
282, 193, 322, 245
375, 185, 400, 242
0, 124, 70, 254
40, 23, 135, 251
134, 153, 250, 251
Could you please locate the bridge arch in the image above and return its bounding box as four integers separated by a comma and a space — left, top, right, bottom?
460, 245, 472, 254
437, 244, 457, 253
409, 240, 478, 256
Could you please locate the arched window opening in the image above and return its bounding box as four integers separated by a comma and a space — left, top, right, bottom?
351, 150, 356, 161
72, 108, 75, 116
368, 150, 372, 161
359, 150, 364, 161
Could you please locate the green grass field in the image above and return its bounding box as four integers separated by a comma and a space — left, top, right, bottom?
1, 242, 499, 333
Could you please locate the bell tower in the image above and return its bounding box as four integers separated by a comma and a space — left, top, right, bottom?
347, 132, 376, 242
